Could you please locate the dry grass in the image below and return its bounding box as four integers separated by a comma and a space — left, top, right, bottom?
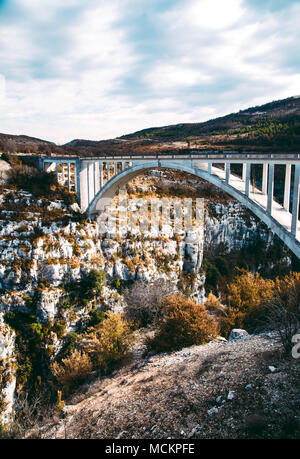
34, 333, 300, 439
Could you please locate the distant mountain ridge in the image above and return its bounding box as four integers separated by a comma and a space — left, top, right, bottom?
119, 96, 300, 143
1, 96, 299, 156
0, 132, 55, 154
65, 96, 300, 155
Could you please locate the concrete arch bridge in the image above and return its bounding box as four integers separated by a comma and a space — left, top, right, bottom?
39, 151, 300, 259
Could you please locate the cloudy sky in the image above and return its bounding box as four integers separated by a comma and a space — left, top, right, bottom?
0, 0, 299, 144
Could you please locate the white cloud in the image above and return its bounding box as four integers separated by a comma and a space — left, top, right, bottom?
0, 75, 5, 103
17, 0, 83, 21
145, 0, 300, 107
144, 63, 211, 90
0, 0, 299, 143
0, 1, 141, 142
181, 0, 245, 30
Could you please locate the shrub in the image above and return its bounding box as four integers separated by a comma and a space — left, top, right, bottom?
80, 269, 107, 301
86, 308, 106, 328
52, 320, 67, 340
205, 292, 223, 315
204, 260, 221, 294
61, 190, 77, 206
8, 165, 57, 196
265, 272, 300, 352
147, 294, 219, 352
225, 271, 274, 332
123, 279, 174, 327
51, 350, 93, 395
82, 312, 135, 372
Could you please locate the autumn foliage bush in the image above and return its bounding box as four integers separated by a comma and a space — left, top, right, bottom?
50, 313, 134, 394
147, 294, 219, 352
51, 350, 93, 395
222, 271, 275, 335
81, 312, 135, 372
205, 292, 224, 315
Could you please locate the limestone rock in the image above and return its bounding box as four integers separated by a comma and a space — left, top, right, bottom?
228, 329, 249, 342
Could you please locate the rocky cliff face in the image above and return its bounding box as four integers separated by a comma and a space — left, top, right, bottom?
205, 201, 271, 250
0, 170, 286, 424
0, 314, 16, 425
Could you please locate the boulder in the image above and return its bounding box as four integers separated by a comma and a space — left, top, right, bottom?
228, 328, 249, 342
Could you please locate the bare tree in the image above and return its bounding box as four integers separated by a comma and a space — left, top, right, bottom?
123, 279, 175, 327
266, 287, 300, 353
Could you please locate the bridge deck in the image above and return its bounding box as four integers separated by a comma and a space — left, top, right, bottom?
38, 152, 300, 163
211, 166, 300, 240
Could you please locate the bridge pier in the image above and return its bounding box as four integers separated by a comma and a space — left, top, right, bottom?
225, 163, 230, 184
242, 163, 246, 182
245, 163, 251, 197
100, 162, 104, 188
284, 164, 291, 211
79, 161, 89, 210
267, 163, 274, 215
67, 162, 70, 191
262, 163, 268, 195
292, 165, 300, 237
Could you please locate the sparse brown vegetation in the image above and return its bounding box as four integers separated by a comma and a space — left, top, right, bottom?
124, 279, 174, 328
27, 333, 300, 439
51, 350, 93, 395
80, 312, 135, 373
147, 293, 219, 352
265, 273, 300, 353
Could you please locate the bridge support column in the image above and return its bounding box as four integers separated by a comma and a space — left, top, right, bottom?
225, 163, 230, 185
207, 163, 212, 174
96, 162, 100, 194
267, 163, 274, 215
242, 164, 247, 182
284, 164, 291, 211
100, 162, 104, 188
262, 163, 268, 195
75, 159, 81, 201
67, 162, 71, 191
245, 163, 251, 197
292, 164, 300, 236
87, 162, 95, 205
114, 161, 117, 176
94, 162, 99, 195
55, 163, 59, 183
79, 161, 89, 210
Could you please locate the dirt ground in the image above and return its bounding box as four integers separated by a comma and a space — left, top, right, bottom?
32, 332, 300, 439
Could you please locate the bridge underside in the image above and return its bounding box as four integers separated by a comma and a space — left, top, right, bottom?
88, 160, 300, 259
40, 156, 300, 259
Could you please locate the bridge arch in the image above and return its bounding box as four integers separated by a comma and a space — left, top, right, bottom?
87, 160, 300, 259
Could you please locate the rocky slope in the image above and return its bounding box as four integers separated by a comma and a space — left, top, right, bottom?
31, 331, 300, 439
0, 169, 291, 425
